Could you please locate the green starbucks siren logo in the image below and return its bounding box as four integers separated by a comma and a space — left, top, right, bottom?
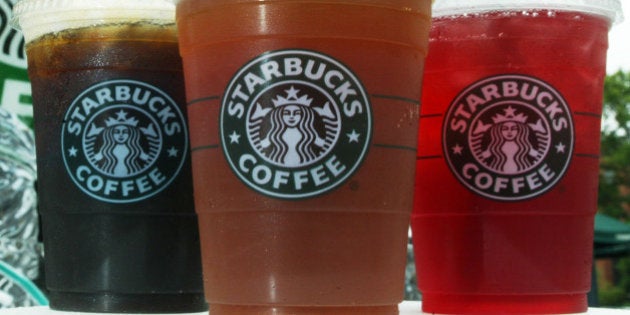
62, 80, 189, 203
221, 49, 372, 199
1, 0, 33, 126
1, 0, 26, 69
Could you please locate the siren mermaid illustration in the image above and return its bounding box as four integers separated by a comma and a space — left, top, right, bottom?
251, 86, 338, 167
88, 110, 158, 177
475, 106, 546, 174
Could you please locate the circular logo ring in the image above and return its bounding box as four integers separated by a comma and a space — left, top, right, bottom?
221, 49, 372, 199
0, 0, 27, 69
442, 74, 574, 201
62, 79, 189, 203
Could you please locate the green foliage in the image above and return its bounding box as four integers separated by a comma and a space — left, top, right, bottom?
599, 70, 630, 220
598, 284, 626, 307
598, 70, 630, 307
602, 71, 630, 137
616, 257, 630, 293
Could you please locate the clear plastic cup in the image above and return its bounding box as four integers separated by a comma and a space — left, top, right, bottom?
412, 0, 622, 314
12, 0, 207, 312
175, 0, 432, 314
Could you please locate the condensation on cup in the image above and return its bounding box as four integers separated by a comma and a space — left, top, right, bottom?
413, 0, 623, 314
12, 0, 207, 312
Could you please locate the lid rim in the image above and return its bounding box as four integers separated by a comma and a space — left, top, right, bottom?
432, 0, 624, 24
12, 0, 175, 44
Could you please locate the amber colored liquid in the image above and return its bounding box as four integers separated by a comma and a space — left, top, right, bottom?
413, 11, 610, 314
176, 0, 431, 314
26, 24, 206, 312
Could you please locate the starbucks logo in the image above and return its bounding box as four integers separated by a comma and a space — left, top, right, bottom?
0, 0, 26, 69
62, 80, 188, 203
221, 49, 372, 199
443, 74, 573, 201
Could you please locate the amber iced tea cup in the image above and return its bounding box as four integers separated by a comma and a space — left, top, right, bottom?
175, 0, 432, 314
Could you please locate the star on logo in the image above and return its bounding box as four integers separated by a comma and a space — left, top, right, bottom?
229, 131, 241, 144
452, 143, 463, 155
285, 86, 301, 100
555, 142, 566, 153
504, 106, 517, 117
68, 146, 78, 157
116, 110, 129, 120
167, 146, 179, 157
347, 130, 360, 143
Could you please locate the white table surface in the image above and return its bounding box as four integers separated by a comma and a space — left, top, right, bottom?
0, 302, 629, 314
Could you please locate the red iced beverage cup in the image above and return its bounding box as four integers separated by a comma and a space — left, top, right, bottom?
175, 0, 431, 314
412, 0, 622, 314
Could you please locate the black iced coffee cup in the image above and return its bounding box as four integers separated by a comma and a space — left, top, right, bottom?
12, 0, 207, 312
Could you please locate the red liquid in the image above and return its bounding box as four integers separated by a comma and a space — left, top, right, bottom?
412, 10, 610, 314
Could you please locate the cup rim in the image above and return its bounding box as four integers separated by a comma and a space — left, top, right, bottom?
12, 0, 175, 43
432, 0, 624, 25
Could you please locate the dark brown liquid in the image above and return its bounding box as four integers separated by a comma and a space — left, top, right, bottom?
26, 23, 206, 312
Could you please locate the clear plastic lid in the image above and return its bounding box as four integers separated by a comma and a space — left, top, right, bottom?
432, 0, 624, 24
12, 0, 175, 44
